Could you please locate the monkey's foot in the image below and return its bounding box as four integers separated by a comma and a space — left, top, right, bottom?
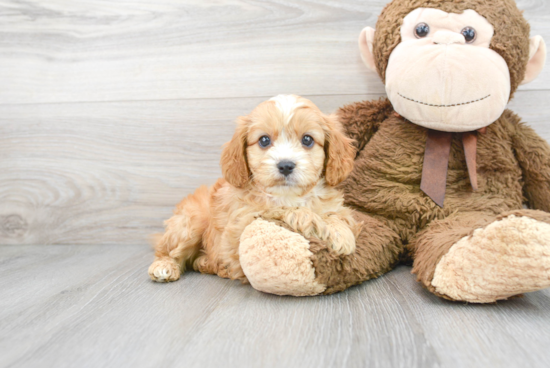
239, 219, 326, 296
432, 215, 550, 303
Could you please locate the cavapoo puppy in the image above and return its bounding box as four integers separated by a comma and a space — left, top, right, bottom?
149, 95, 360, 283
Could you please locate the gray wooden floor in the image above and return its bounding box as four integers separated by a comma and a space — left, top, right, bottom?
2, 1, 550, 367
1, 245, 550, 368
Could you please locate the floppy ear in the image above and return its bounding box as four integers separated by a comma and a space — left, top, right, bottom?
220, 117, 250, 188
324, 114, 356, 186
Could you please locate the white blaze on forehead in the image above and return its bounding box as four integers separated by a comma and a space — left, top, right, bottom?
269, 94, 304, 125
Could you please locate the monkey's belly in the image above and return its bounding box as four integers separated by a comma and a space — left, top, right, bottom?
342, 120, 524, 236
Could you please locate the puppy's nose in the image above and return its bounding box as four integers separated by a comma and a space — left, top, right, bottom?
277, 160, 296, 176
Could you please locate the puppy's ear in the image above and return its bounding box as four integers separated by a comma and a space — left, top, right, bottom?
324, 114, 356, 186
221, 116, 250, 188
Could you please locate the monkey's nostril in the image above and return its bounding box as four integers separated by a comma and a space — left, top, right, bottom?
277, 160, 296, 176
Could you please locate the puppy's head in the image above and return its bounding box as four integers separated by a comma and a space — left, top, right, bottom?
221, 95, 355, 194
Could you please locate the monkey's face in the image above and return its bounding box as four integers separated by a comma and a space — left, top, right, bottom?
385, 8, 510, 132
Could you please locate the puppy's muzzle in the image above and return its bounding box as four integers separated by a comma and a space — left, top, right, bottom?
277, 160, 296, 177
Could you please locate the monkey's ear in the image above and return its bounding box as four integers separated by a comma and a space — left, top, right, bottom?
359, 27, 377, 73
220, 117, 250, 188
522, 36, 547, 85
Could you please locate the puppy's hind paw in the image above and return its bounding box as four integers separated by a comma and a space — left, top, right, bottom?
148, 258, 181, 282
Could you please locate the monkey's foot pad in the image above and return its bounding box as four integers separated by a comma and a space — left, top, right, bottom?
432, 215, 550, 303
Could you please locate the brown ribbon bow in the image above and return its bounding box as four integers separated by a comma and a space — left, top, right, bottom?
420, 127, 486, 207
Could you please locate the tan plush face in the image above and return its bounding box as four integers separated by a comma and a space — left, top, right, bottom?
386, 8, 510, 132
359, 4, 546, 132
246, 95, 328, 195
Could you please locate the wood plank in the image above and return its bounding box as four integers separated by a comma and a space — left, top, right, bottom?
1, 245, 549, 368
0, 0, 548, 105
1, 91, 549, 245
0, 94, 370, 245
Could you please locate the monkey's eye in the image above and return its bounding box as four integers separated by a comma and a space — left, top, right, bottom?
258, 135, 271, 148
461, 27, 477, 43
302, 135, 314, 148
415, 23, 430, 38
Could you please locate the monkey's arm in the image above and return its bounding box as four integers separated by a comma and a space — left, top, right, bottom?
336, 98, 394, 153
512, 121, 550, 212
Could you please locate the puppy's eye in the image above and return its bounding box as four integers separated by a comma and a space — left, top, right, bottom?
302, 135, 314, 148
415, 23, 430, 38
461, 27, 476, 43
258, 135, 271, 148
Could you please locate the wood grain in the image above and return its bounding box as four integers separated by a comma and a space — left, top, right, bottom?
1, 245, 549, 368
1, 91, 550, 245
1, 0, 549, 245
0, 0, 548, 105
0, 94, 364, 245
2, 2, 550, 367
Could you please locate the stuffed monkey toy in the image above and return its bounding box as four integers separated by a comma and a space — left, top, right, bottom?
238, 0, 550, 303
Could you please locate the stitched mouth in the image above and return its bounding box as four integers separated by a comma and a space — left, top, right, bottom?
398, 93, 491, 108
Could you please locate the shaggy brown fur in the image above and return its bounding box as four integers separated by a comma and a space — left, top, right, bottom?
286, 0, 550, 300
306, 99, 550, 298
342, 108, 528, 243
373, 0, 530, 97
310, 211, 401, 294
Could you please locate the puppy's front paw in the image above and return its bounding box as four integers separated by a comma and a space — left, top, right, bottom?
259, 208, 286, 221
284, 208, 328, 239
325, 218, 356, 255
148, 258, 181, 282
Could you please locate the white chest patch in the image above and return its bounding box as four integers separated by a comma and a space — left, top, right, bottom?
265, 181, 339, 213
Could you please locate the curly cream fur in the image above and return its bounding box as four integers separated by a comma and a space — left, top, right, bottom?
148, 96, 358, 283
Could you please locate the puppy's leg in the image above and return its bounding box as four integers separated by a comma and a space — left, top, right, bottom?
149, 185, 211, 282
197, 209, 259, 283
262, 207, 360, 256
261, 207, 330, 240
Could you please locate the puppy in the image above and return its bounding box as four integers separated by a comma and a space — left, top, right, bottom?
149, 95, 359, 283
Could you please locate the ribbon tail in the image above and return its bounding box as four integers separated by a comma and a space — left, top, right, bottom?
462, 132, 478, 191
420, 130, 452, 207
